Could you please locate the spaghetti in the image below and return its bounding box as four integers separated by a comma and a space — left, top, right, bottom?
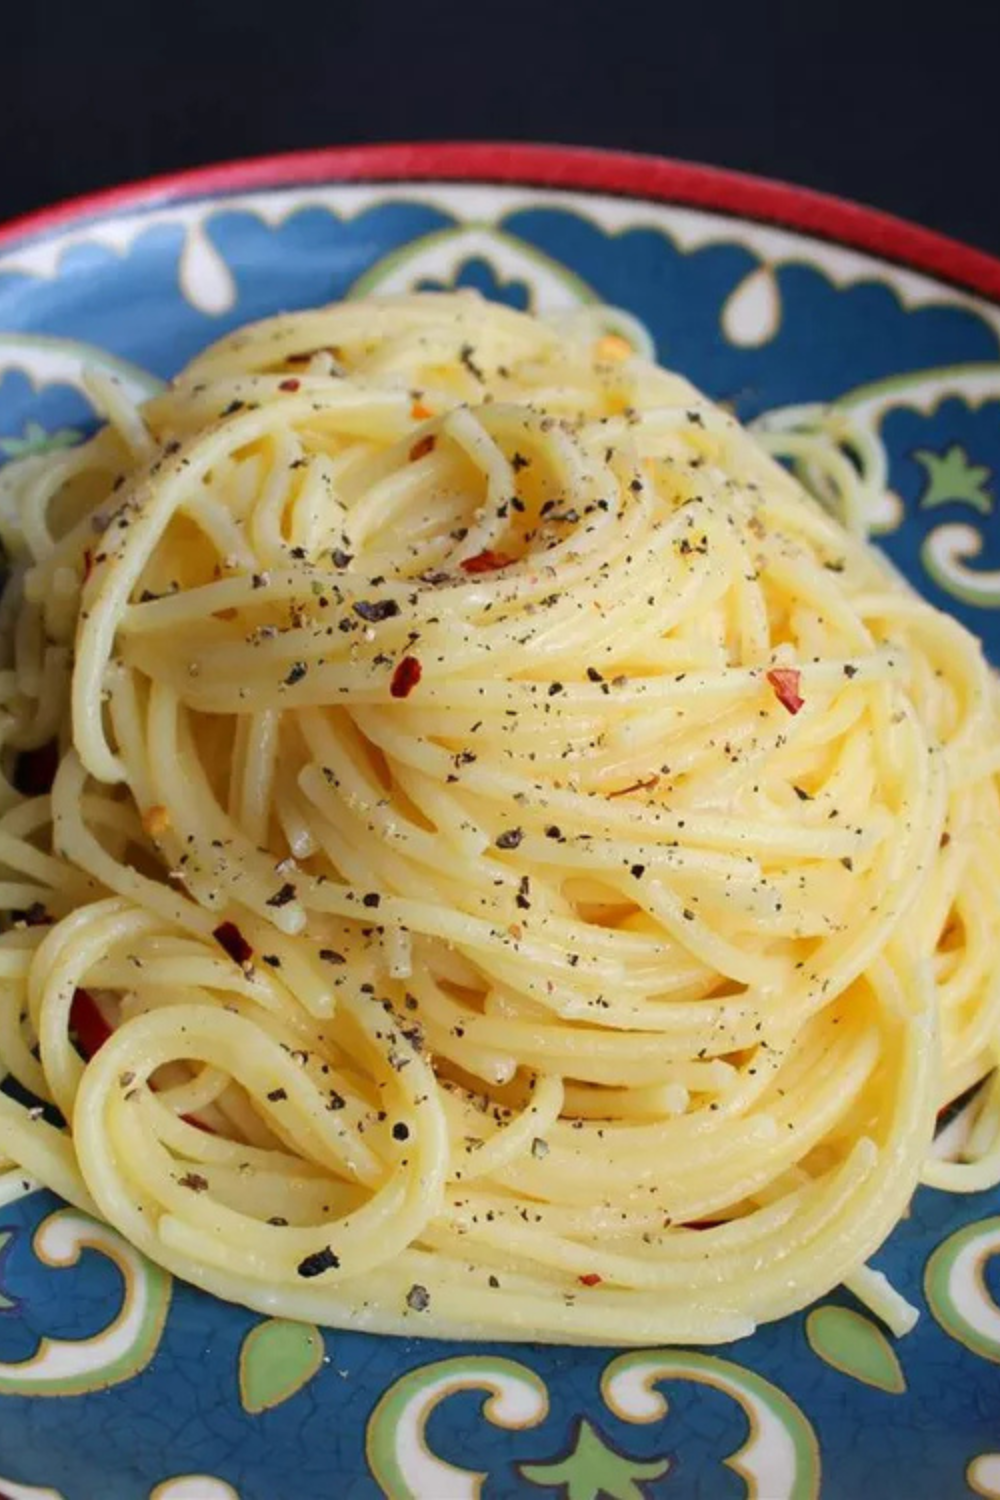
0, 292, 997, 1344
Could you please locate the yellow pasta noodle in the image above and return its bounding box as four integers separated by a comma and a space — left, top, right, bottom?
0, 291, 997, 1345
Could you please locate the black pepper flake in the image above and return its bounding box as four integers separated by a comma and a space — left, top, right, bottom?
682, 908, 695, 921
319, 948, 346, 964
406, 1283, 430, 1312
629, 478, 643, 493
841, 856, 854, 871
284, 662, 308, 686
548, 682, 564, 697
545, 825, 563, 840
630, 863, 646, 879
266, 882, 297, 908
11, 901, 51, 927
511, 452, 530, 471
362, 892, 381, 909
843, 664, 858, 678
495, 828, 524, 850
586, 666, 604, 682
392, 1122, 410, 1141
793, 786, 813, 801
220, 399, 245, 417
178, 1172, 209, 1193
297, 1246, 340, 1278
268, 1216, 289, 1226
531, 1137, 549, 1159
267, 1087, 289, 1103
14, 740, 58, 797
262, 954, 282, 968
516, 876, 531, 910
331, 549, 353, 569
354, 599, 400, 623
488, 1274, 500, 1288
327, 1091, 346, 1110
459, 343, 485, 381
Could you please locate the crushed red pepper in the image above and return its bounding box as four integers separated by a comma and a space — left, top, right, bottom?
70, 989, 112, 1058
390, 656, 422, 699
213, 921, 253, 967
461, 550, 514, 575
766, 667, 804, 715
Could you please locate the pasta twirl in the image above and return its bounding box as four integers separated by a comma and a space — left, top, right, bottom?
0, 292, 997, 1345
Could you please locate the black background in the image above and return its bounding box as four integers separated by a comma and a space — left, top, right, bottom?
3, 0, 1000, 252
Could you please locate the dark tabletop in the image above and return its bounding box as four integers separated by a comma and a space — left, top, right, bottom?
4, 0, 1000, 255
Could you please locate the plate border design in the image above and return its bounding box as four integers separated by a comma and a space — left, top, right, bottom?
0, 141, 998, 303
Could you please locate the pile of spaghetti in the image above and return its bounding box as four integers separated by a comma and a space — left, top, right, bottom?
0, 292, 997, 1345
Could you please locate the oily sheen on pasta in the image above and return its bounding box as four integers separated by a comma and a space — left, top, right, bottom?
0, 293, 998, 1345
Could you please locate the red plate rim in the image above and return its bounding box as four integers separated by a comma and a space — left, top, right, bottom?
1, 139, 999, 304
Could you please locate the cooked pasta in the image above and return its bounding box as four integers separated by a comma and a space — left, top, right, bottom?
0, 292, 997, 1345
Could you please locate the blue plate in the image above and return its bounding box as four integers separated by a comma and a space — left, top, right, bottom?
1, 144, 999, 1500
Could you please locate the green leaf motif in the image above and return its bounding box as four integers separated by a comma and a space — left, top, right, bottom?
520, 1418, 669, 1500
0, 1230, 18, 1313
805, 1306, 905, 1394
238, 1318, 324, 1415
914, 443, 994, 514
0, 422, 82, 460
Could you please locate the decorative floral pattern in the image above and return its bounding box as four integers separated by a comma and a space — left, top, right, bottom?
805, 1307, 906, 1394
925, 1215, 1000, 1363
518, 1418, 670, 1498
914, 443, 994, 514
0, 1208, 171, 1397
0, 156, 999, 1499
238, 1319, 325, 1414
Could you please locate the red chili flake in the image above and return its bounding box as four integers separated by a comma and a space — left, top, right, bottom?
579, 1272, 603, 1287
390, 656, 422, 699
278, 378, 301, 392
213, 921, 253, 966
13, 740, 59, 797
460, 550, 515, 575
71, 989, 113, 1060
411, 401, 433, 421
766, 667, 804, 715
82, 548, 94, 583
409, 435, 436, 462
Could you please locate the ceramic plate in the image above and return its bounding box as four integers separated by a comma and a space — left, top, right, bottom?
1, 143, 999, 1500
